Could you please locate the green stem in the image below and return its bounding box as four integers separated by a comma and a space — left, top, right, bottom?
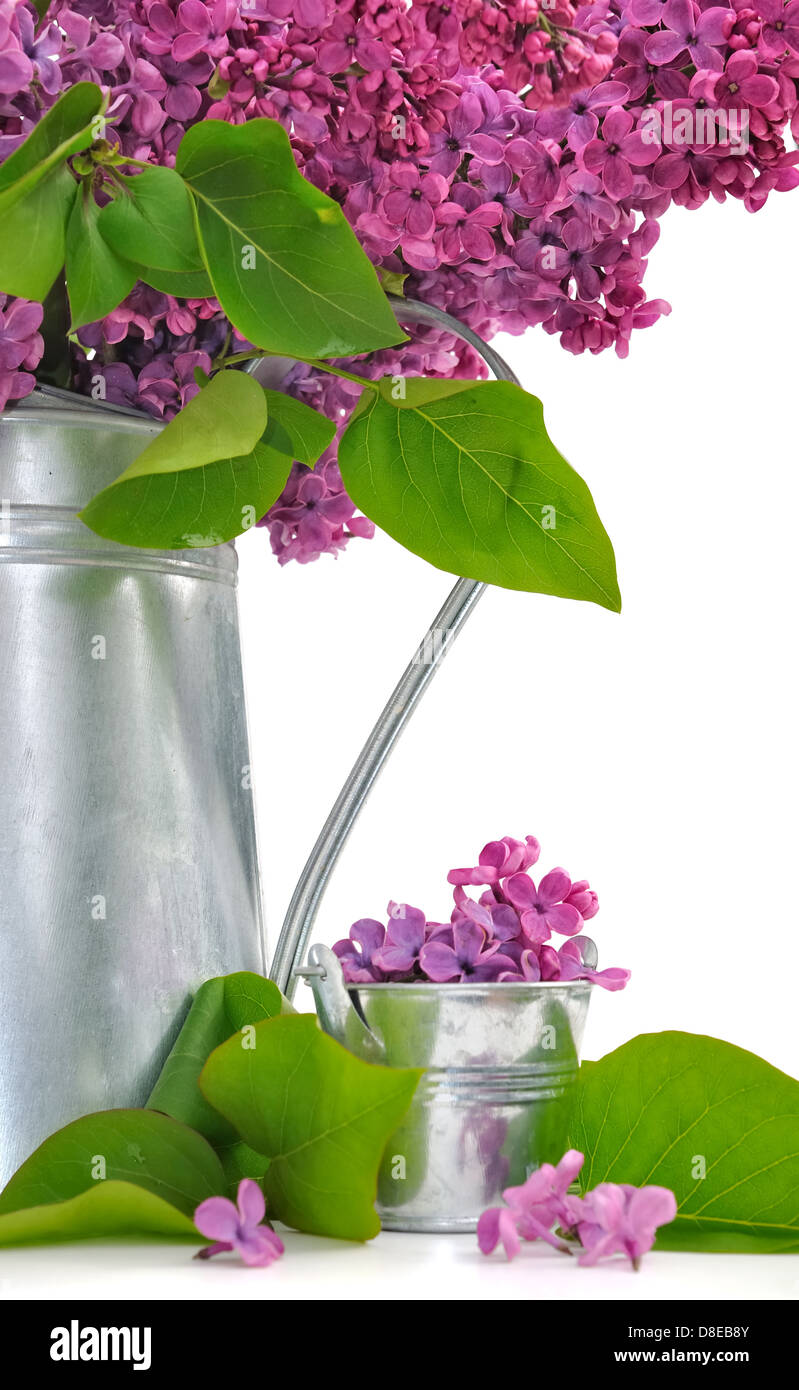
221, 349, 377, 392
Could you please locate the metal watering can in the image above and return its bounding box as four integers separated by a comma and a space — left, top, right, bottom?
267, 300, 596, 1233
0, 297, 594, 1221
0, 384, 265, 1188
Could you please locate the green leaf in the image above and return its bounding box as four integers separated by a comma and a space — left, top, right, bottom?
0, 1183, 200, 1248
0, 164, 77, 300
65, 185, 137, 328
0, 83, 106, 213
122, 262, 214, 298
78, 370, 292, 549
338, 377, 621, 609
570, 1032, 799, 1253
175, 118, 404, 358
0, 1109, 226, 1247
200, 1014, 422, 1240
33, 0, 53, 21
260, 389, 335, 471
149, 972, 289, 1154
98, 166, 210, 280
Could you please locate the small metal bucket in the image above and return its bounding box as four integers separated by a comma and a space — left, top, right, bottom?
0, 388, 265, 1186
267, 298, 594, 1233
306, 944, 592, 1232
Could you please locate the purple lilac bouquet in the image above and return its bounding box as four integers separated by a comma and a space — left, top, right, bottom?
332, 833, 630, 986
2, 0, 798, 565
478, 1147, 677, 1267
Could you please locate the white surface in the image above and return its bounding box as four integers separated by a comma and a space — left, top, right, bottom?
2, 1235, 797, 1301
237, 189, 799, 1081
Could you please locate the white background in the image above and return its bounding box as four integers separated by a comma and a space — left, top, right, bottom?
238, 189, 799, 1081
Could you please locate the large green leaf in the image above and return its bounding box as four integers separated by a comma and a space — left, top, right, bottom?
65, 184, 137, 328
200, 1014, 422, 1240
78, 370, 292, 549
338, 378, 621, 608
260, 388, 335, 470
0, 1183, 199, 1248
175, 118, 404, 358
570, 1032, 799, 1253
149, 972, 291, 1190
0, 1109, 226, 1247
97, 165, 212, 298
0, 164, 76, 300
0, 82, 106, 212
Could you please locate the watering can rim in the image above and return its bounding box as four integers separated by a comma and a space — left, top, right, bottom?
1, 384, 162, 429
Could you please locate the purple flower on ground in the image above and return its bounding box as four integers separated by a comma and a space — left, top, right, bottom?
419, 920, 515, 982
194, 1179, 284, 1267
478, 1149, 585, 1258
504, 868, 584, 940
563, 1182, 678, 1267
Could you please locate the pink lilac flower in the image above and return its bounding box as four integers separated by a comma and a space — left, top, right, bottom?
644, 0, 736, 70
757, 0, 799, 58
332, 918, 387, 983
419, 919, 516, 981
479, 1150, 678, 1267
0, 295, 43, 411
581, 105, 661, 199
194, 1179, 284, 1266
379, 163, 449, 238
317, 12, 392, 73
563, 1182, 678, 1267
372, 903, 427, 974
478, 1149, 585, 1257
504, 868, 584, 940
448, 834, 540, 886
333, 833, 628, 987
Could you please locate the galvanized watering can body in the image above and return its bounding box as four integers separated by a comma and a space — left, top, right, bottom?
0, 389, 265, 1187
307, 945, 591, 1232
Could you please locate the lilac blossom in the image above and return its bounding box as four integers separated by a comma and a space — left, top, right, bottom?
643, 0, 735, 71
479, 1150, 678, 1268
0, 295, 43, 411
194, 1179, 284, 1267
563, 1182, 678, 1267
2, 0, 799, 568
333, 833, 628, 988
504, 868, 584, 940
478, 1148, 585, 1257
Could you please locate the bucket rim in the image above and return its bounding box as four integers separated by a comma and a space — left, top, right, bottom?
346, 979, 593, 996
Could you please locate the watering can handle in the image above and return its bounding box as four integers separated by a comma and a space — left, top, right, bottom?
267, 297, 521, 999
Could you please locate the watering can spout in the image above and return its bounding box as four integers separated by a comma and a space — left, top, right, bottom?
300, 945, 386, 1063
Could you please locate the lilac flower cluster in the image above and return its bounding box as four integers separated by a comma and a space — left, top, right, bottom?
332, 833, 630, 987
2, 0, 799, 564
478, 1148, 678, 1267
